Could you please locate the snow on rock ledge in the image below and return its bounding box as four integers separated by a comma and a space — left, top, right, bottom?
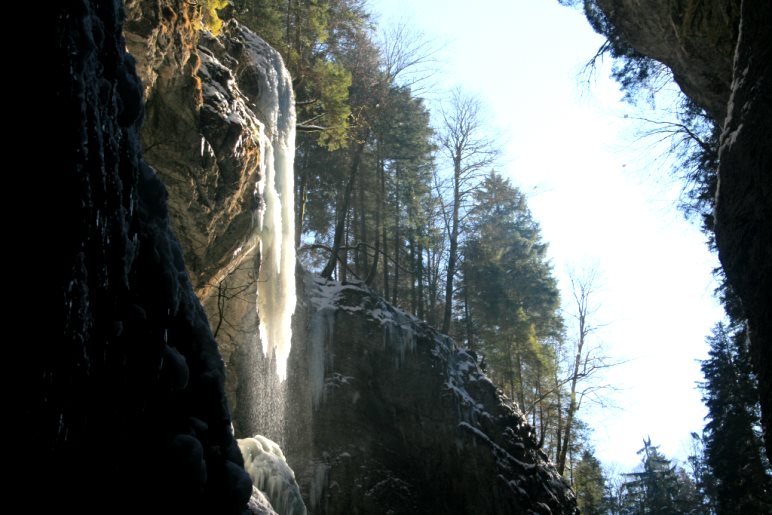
284, 274, 578, 514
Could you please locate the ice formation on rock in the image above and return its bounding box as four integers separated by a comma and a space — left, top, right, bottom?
244, 31, 297, 380
239, 435, 307, 515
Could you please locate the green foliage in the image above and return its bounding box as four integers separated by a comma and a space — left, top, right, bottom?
461, 172, 562, 406
311, 59, 352, 150
573, 449, 606, 515
686, 432, 718, 513
620, 438, 702, 514
201, 0, 229, 35
463, 172, 560, 338
232, 0, 371, 150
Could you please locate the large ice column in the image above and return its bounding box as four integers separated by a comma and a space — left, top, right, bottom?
246, 33, 297, 380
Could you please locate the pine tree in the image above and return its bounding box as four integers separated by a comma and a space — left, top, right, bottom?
621, 438, 690, 514
573, 449, 606, 514
686, 432, 717, 514
460, 172, 561, 410
700, 323, 772, 514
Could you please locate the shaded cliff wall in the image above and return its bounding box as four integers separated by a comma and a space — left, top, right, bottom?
712, 0, 772, 457
284, 275, 578, 515
597, 0, 772, 456
39, 1, 251, 511
597, 0, 739, 122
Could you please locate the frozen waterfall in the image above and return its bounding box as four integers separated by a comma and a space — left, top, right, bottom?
248, 33, 297, 381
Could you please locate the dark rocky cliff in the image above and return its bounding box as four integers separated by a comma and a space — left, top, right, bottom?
41, 1, 251, 512
597, 0, 772, 457
283, 275, 578, 515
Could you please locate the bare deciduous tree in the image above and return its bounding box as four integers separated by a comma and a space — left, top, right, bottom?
555, 267, 620, 475
437, 88, 498, 334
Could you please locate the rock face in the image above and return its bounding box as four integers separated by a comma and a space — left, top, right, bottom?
597, 0, 772, 457
128, 8, 300, 421
122, 3, 576, 513
126, 5, 262, 296
712, 0, 772, 458
41, 1, 251, 512
129, 23, 578, 500
284, 275, 577, 515
598, 0, 739, 122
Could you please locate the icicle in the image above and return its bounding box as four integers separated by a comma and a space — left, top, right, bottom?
245, 32, 297, 381
309, 308, 334, 409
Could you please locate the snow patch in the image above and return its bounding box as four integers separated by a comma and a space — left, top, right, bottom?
459, 422, 535, 471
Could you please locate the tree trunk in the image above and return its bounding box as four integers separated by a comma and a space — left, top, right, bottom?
557, 306, 587, 475
409, 234, 417, 315
463, 286, 475, 352
355, 165, 368, 275
442, 155, 461, 334
294, 143, 310, 249
365, 155, 382, 286
321, 140, 366, 278
340, 213, 349, 283
537, 383, 547, 449
515, 347, 525, 410
392, 166, 400, 305
427, 246, 438, 326
381, 160, 389, 296
295, 171, 307, 249
555, 382, 563, 466
417, 241, 424, 319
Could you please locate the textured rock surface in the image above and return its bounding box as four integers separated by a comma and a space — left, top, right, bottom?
38, 1, 251, 512
126, 11, 271, 417
712, 0, 772, 457
596, 0, 772, 457
127, 10, 262, 297
124, 0, 201, 100
598, 0, 739, 122
284, 275, 578, 515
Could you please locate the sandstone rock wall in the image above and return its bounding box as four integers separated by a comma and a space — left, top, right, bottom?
598, 0, 739, 121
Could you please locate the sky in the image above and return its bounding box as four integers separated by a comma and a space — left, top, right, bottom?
369, 0, 725, 470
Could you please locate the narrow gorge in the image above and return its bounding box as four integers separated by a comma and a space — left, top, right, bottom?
42, 0, 579, 513
40, 0, 772, 513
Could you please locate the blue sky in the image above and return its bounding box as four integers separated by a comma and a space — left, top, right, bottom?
369, 0, 724, 470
